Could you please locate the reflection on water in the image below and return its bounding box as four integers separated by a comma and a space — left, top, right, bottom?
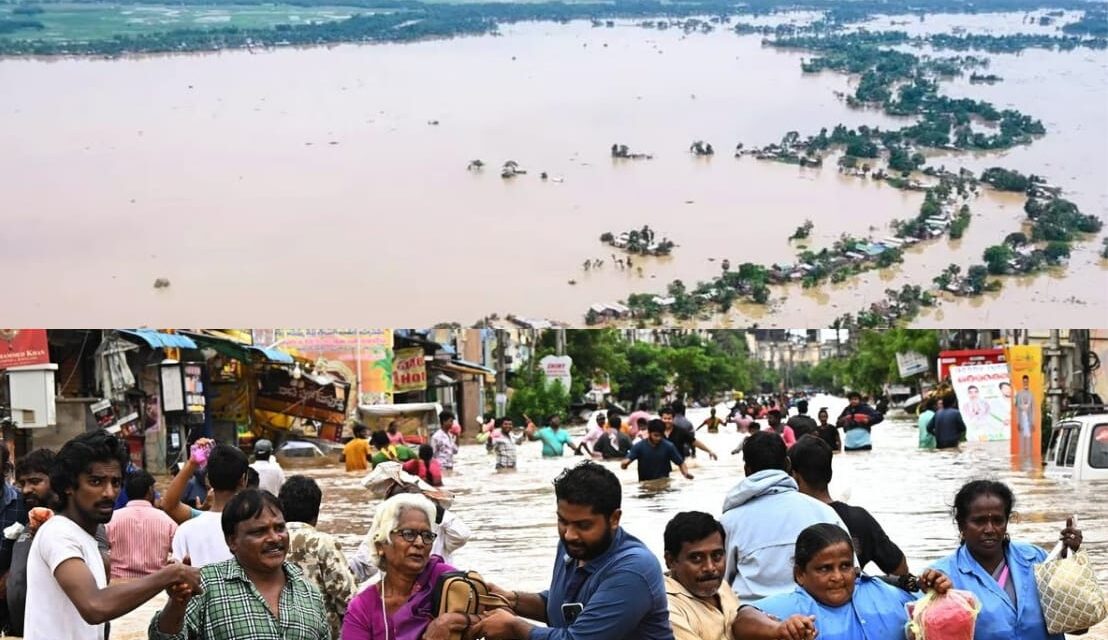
109, 396, 1108, 639
1, 15, 1104, 327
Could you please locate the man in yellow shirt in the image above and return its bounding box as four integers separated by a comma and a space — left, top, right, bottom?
341, 424, 371, 472
664, 511, 740, 640
664, 512, 815, 640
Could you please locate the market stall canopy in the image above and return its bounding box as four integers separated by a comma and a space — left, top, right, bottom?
432, 358, 496, 381
358, 402, 442, 416
247, 345, 294, 364
118, 329, 198, 350
357, 402, 443, 442
180, 331, 294, 364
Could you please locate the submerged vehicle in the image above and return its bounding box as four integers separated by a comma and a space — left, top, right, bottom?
1045, 410, 1108, 481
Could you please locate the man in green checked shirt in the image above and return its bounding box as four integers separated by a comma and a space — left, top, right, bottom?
149, 489, 330, 640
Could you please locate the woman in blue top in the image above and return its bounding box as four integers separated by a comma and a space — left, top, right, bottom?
928, 480, 1085, 640
733, 523, 952, 640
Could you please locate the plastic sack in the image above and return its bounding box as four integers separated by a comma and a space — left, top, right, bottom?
361, 461, 455, 511
1035, 542, 1108, 634
906, 589, 980, 640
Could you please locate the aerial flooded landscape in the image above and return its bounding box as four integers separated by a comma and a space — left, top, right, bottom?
1, 0, 1105, 327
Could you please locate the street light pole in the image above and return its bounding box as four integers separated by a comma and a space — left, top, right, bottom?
495, 329, 508, 418
1046, 329, 1064, 422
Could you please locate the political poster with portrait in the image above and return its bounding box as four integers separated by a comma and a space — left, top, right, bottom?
950, 363, 1012, 442
1004, 344, 1044, 461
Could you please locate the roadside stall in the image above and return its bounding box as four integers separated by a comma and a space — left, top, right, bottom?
357, 402, 444, 445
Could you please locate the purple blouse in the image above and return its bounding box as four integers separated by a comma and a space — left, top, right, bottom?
342, 555, 456, 640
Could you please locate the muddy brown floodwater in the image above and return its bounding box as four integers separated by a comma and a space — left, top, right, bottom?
106, 397, 1108, 639
1, 13, 1104, 327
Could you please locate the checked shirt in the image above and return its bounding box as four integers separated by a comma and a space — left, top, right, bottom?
148, 558, 329, 640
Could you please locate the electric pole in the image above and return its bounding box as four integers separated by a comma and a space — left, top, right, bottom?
1046, 330, 1064, 422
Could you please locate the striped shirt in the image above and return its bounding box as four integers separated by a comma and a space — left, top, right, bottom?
149, 559, 329, 640
105, 500, 176, 580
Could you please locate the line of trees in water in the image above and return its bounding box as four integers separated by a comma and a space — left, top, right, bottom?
597, 7, 1102, 327
1, 0, 1106, 55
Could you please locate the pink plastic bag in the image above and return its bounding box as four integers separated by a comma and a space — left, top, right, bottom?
906, 589, 980, 640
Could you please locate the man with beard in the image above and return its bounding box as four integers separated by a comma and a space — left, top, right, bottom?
6, 448, 57, 636
476, 462, 674, 640
663, 512, 814, 640
25, 429, 201, 640
0, 441, 27, 633
150, 489, 330, 639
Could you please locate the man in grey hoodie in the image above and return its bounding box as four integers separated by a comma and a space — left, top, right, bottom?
720, 431, 850, 603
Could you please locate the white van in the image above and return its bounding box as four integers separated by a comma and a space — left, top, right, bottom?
1045, 412, 1108, 481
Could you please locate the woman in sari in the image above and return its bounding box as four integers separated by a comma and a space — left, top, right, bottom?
342, 493, 474, 639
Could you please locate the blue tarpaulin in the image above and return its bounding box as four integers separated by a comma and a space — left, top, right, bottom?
246, 345, 294, 364
118, 329, 198, 350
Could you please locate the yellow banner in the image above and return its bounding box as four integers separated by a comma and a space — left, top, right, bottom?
1005, 345, 1044, 463
393, 347, 427, 393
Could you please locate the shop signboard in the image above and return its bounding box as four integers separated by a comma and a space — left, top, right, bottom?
937, 348, 1005, 381
1004, 345, 1044, 462
895, 351, 930, 378
0, 329, 49, 370
254, 368, 351, 425
394, 347, 427, 393
540, 355, 573, 392
90, 399, 116, 429
950, 363, 1012, 442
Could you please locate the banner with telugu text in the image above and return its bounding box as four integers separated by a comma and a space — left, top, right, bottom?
1004, 345, 1044, 463
393, 347, 427, 393
950, 363, 1012, 442
254, 329, 393, 403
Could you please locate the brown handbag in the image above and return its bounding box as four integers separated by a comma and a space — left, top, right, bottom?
431, 570, 511, 640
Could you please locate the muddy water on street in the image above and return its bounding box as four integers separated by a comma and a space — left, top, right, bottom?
109, 397, 1108, 638
1, 14, 1104, 327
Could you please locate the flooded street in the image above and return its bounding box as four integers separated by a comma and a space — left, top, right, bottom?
1, 14, 1105, 327
109, 396, 1108, 639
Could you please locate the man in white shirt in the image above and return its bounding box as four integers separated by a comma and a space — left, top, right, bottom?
431, 411, 460, 470
172, 443, 248, 568
249, 439, 285, 496
25, 429, 200, 640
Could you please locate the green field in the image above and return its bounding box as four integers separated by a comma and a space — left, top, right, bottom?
0, 4, 363, 42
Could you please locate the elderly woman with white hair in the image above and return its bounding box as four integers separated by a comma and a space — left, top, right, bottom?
342, 493, 475, 640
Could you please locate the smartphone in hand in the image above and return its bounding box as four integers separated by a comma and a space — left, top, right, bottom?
190, 441, 212, 467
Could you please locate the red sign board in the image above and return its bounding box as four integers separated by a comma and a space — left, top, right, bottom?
0, 330, 50, 370
937, 348, 1006, 381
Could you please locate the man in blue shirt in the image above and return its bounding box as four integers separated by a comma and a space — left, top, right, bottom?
622, 420, 693, 482
476, 462, 674, 640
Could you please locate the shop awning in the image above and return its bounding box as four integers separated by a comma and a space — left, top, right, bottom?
181, 331, 294, 364
246, 345, 294, 364
431, 358, 496, 382
118, 329, 197, 350
435, 358, 495, 375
